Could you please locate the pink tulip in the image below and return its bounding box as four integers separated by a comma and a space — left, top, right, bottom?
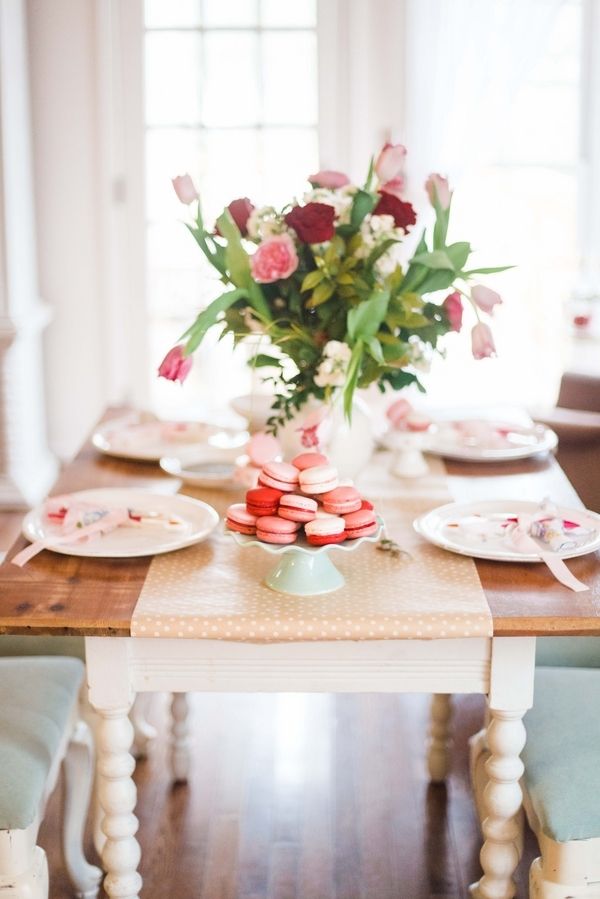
471, 284, 503, 315
471, 322, 496, 360
379, 176, 405, 198
442, 292, 463, 332
158, 345, 193, 383
172, 173, 199, 205
308, 170, 351, 189
374, 143, 407, 184
425, 173, 451, 210
251, 234, 299, 284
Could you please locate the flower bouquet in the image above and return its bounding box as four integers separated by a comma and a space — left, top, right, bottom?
161, 145, 509, 435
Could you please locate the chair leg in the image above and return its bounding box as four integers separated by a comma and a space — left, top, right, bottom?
62, 720, 103, 899
0, 828, 49, 898
427, 693, 453, 782
130, 693, 157, 761
170, 693, 192, 783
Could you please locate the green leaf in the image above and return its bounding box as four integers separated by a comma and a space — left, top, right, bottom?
416, 268, 457, 294
350, 190, 377, 231
249, 353, 282, 368
215, 210, 251, 288
181, 287, 249, 354
365, 336, 385, 364
462, 265, 515, 276
363, 155, 375, 191
347, 289, 390, 341
445, 241, 471, 271
306, 282, 335, 307
366, 238, 399, 269
301, 269, 324, 292
411, 250, 454, 270
343, 340, 364, 419
433, 204, 450, 250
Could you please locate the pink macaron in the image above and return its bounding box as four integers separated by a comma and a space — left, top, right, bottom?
255, 515, 300, 545
260, 461, 300, 492
291, 452, 329, 471
305, 515, 346, 546
226, 503, 258, 536
321, 485, 362, 515
278, 494, 318, 523
344, 508, 378, 539
299, 464, 339, 495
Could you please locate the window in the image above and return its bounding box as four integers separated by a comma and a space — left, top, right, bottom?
144, 0, 319, 419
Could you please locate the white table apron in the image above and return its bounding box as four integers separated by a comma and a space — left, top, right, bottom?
85, 633, 536, 899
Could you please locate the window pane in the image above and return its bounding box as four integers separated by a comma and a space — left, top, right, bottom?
146, 128, 205, 222
202, 0, 258, 27
260, 0, 317, 27
202, 33, 260, 126
260, 128, 319, 206
145, 0, 201, 29
145, 33, 202, 126
261, 32, 318, 125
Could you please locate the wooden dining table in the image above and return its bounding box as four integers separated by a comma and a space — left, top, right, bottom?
1, 409, 600, 899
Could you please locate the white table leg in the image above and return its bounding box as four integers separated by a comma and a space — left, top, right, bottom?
170, 692, 192, 783
96, 706, 142, 899
470, 636, 535, 899
85, 638, 142, 899
427, 693, 453, 782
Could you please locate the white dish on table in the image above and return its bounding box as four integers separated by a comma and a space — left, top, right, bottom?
413, 499, 600, 562
22, 488, 219, 558
160, 455, 239, 490
92, 415, 247, 462
419, 419, 557, 462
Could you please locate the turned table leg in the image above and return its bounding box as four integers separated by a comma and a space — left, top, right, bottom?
427, 693, 453, 782
96, 705, 142, 899
170, 692, 192, 783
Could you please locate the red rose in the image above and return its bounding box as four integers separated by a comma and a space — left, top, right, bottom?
373, 191, 416, 232
216, 197, 255, 236
284, 202, 335, 244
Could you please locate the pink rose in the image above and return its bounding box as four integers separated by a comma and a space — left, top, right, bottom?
172, 174, 199, 205
471, 284, 502, 315
471, 322, 496, 360
425, 173, 451, 210
158, 345, 193, 383
308, 170, 351, 189
442, 291, 463, 332
374, 143, 407, 184
251, 234, 299, 283
379, 176, 405, 198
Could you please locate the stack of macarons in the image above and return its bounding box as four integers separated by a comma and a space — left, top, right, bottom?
226, 452, 380, 546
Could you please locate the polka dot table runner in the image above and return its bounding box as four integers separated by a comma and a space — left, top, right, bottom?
131, 454, 492, 641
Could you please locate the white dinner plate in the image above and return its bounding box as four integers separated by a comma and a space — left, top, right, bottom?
22, 488, 219, 558
92, 416, 248, 462
414, 500, 600, 562
160, 455, 238, 490
419, 419, 557, 462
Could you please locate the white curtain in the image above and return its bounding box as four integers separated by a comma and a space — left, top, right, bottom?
403, 0, 566, 186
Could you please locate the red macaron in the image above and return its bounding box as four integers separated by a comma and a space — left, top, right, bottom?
304, 515, 346, 546
291, 452, 329, 471
246, 486, 283, 517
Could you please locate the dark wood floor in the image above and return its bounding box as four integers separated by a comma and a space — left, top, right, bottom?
41, 691, 539, 899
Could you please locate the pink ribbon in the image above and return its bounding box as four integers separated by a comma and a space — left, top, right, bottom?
11, 505, 131, 567
506, 515, 589, 592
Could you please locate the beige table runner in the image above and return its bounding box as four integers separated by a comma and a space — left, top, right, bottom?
131, 453, 492, 641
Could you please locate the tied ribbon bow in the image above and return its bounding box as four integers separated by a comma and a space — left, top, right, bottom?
505, 513, 589, 592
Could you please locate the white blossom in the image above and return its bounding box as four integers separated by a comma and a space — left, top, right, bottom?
408, 336, 432, 373
246, 206, 287, 241
314, 340, 352, 387
302, 186, 356, 225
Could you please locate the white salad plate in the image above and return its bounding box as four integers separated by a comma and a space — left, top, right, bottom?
419, 419, 558, 462
92, 416, 248, 462
22, 488, 219, 558
414, 499, 600, 562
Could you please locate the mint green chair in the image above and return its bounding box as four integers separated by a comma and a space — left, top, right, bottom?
0, 656, 100, 898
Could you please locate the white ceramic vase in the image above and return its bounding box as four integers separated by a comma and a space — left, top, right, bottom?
277, 394, 375, 481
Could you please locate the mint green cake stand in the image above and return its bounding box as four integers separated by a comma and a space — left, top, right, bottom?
230, 520, 383, 596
